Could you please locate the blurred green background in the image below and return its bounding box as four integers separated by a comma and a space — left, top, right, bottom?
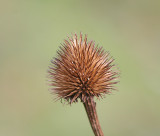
1, 0, 160, 136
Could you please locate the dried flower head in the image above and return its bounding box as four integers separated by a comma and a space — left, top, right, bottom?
48, 33, 119, 104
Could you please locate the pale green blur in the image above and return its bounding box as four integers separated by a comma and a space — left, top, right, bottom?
0, 0, 160, 136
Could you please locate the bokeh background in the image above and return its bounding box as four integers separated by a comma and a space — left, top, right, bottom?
1, 0, 160, 136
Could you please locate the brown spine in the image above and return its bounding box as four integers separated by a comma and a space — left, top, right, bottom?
83, 97, 104, 136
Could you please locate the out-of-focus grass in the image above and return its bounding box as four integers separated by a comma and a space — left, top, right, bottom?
0, 0, 160, 136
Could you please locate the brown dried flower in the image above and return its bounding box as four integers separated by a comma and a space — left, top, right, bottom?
48, 33, 119, 136
48, 33, 119, 104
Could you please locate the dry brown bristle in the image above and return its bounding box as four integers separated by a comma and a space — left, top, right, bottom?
48, 33, 119, 104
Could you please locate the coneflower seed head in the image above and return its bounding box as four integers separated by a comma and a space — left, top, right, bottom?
48, 33, 119, 104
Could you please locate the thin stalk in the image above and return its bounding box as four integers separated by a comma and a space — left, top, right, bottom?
83, 97, 104, 136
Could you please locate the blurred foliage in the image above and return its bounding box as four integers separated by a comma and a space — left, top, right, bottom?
0, 0, 160, 136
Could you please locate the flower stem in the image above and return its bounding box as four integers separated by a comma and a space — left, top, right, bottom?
83, 97, 104, 136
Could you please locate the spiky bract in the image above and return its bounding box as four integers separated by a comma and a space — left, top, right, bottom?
48, 33, 119, 104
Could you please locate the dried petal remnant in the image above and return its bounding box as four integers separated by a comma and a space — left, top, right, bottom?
48, 33, 119, 104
